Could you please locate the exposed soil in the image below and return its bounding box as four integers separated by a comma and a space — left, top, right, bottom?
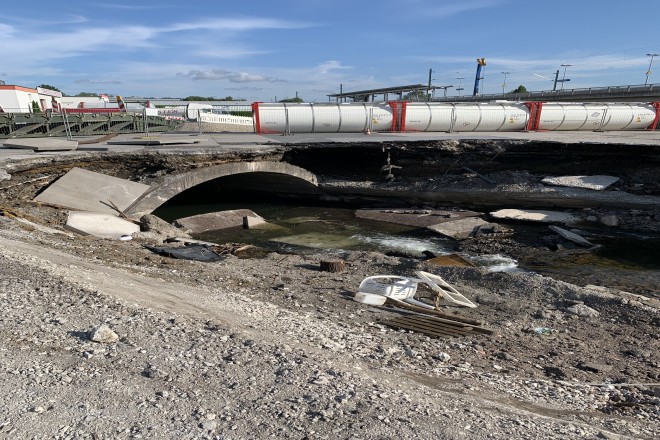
0, 140, 659, 439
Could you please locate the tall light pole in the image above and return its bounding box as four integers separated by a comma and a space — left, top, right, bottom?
456, 76, 465, 96
560, 64, 571, 91
645, 53, 659, 86
501, 71, 511, 94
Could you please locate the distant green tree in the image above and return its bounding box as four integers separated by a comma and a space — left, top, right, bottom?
183, 96, 217, 101
31, 101, 42, 113
75, 92, 99, 97
510, 85, 528, 94
403, 90, 429, 101
37, 84, 62, 93
279, 97, 303, 103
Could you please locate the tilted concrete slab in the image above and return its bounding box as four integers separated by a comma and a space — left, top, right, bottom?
427, 217, 500, 240
3, 138, 78, 151
65, 212, 140, 239
549, 225, 593, 246
107, 136, 204, 146
355, 209, 480, 227
174, 209, 266, 234
34, 167, 150, 215
490, 209, 579, 224
542, 175, 619, 191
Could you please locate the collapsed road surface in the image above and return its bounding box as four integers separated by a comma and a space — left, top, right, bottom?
0, 133, 658, 439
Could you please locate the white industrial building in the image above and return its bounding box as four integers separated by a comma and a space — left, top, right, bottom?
0, 85, 62, 113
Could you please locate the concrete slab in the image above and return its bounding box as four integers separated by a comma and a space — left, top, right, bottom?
548, 225, 593, 246
542, 175, 619, 191
33, 167, 150, 215
355, 209, 480, 227
65, 212, 140, 239
427, 217, 499, 240
270, 233, 360, 249
106, 136, 204, 146
2, 138, 78, 151
490, 209, 579, 224
174, 209, 266, 234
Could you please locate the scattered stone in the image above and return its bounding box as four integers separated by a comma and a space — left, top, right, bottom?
599, 215, 620, 227
428, 217, 507, 240
579, 362, 613, 373
88, 324, 119, 343
566, 304, 600, 318
433, 352, 451, 362
0, 169, 10, 181
548, 225, 593, 246
140, 214, 190, 238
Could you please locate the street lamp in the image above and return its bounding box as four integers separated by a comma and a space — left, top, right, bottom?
645, 53, 659, 86
456, 76, 465, 96
560, 64, 571, 91
501, 71, 511, 94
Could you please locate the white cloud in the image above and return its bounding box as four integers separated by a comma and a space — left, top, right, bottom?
180, 69, 285, 83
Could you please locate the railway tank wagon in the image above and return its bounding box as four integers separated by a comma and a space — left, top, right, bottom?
252, 101, 660, 134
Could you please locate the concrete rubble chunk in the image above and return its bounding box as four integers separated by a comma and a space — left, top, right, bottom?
140, 214, 190, 238
542, 175, 619, 191
548, 225, 593, 246
355, 208, 479, 227
66, 211, 140, 240
2, 138, 78, 152
33, 167, 150, 215
427, 217, 505, 240
566, 304, 600, 318
0, 169, 10, 181
243, 215, 266, 229
174, 209, 267, 234
88, 324, 119, 344
490, 209, 579, 225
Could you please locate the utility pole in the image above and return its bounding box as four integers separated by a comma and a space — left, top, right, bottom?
645, 53, 659, 86
552, 70, 560, 91
427, 68, 433, 101
501, 71, 511, 94
456, 76, 465, 96
560, 64, 571, 91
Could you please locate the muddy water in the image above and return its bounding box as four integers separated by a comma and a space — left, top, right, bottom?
155, 202, 659, 295
155, 203, 519, 272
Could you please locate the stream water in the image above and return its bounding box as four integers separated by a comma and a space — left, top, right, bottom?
155, 202, 519, 272
154, 201, 659, 295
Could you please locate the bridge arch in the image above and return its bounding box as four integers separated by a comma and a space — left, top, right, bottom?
125, 161, 318, 217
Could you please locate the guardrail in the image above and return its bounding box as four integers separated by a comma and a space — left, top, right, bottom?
432, 83, 660, 103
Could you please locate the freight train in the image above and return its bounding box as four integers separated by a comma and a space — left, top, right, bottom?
252, 101, 660, 134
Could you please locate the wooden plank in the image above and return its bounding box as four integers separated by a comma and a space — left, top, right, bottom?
389, 317, 472, 335
412, 314, 496, 336
382, 320, 461, 338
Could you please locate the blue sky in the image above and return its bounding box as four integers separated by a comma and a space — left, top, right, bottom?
2, 0, 659, 101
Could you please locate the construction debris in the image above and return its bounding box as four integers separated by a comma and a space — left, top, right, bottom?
65, 212, 140, 240
542, 175, 619, 191
428, 217, 509, 240
379, 313, 495, 339
490, 208, 579, 225
549, 225, 593, 247
174, 209, 267, 234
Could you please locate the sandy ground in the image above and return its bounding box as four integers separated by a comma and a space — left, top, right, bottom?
0, 205, 658, 439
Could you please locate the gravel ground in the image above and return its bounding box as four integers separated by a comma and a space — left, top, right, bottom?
0, 211, 658, 439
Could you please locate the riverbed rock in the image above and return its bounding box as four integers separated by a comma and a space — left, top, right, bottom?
88, 324, 119, 343
599, 214, 620, 227
566, 304, 600, 318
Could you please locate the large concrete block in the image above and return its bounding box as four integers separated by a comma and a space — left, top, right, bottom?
427, 217, 500, 240
65, 212, 140, 239
490, 209, 579, 224
3, 138, 78, 151
542, 175, 619, 191
174, 209, 266, 234
34, 167, 150, 215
